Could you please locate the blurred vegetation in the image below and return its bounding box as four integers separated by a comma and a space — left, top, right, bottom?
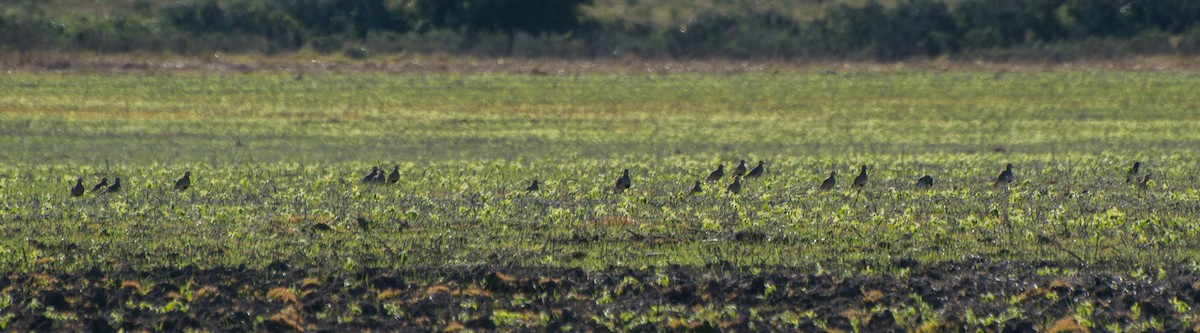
2, 0, 1200, 60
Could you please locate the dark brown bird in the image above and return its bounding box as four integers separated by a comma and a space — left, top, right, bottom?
819, 171, 836, 191
746, 161, 765, 179
993, 163, 1014, 188
373, 167, 388, 184
727, 176, 742, 194
173, 171, 191, 191
706, 164, 725, 182
387, 165, 400, 184
689, 181, 702, 195
70, 178, 85, 197
852, 165, 868, 189
916, 175, 934, 189
526, 180, 539, 192
614, 169, 631, 193
90, 177, 108, 193
106, 177, 122, 193
1126, 161, 1141, 183
361, 167, 379, 183
732, 160, 748, 177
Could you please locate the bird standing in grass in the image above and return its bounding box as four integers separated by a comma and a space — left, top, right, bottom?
689, 181, 702, 195
993, 163, 1014, 188
526, 180, 540, 192
706, 164, 725, 182
819, 171, 836, 191
1126, 161, 1141, 183
746, 161, 765, 179
373, 167, 388, 184
733, 160, 748, 177
106, 177, 122, 193
90, 177, 108, 193
916, 175, 934, 189
614, 169, 631, 193
361, 167, 379, 183
852, 165, 868, 189
387, 166, 400, 184
727, 176, 742, 194
174, 171, 192, 191
70, 178, 85, 197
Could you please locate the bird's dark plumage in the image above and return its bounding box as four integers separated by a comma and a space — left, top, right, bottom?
373, 167, 388, 184
852, 165, 868, 189
1126, 161, 1141, 183
174, 171, 191, 191
689, 181, 702, 195
916, 175, 934, 189
361, 167, 379, 183
106, 177, 122, 193
614, 169, 631, 193
819, 171, 836, 191
706, 164, 725, 182
387, 166, 400, 184
727, 176, 741, 194
526, 180, 540, 192
746, 161, 765, 178
733, 160, 748, 177
993, 163, 1014, 188
70, 178, 85, 197
91, 177, 108, 193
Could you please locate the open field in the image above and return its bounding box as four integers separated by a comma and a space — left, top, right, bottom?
2, 70, 1200, 330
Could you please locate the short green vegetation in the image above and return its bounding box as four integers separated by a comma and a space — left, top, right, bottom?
1, 70, 1199, 275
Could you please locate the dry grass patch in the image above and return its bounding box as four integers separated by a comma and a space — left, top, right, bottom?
267, 287, 298, 304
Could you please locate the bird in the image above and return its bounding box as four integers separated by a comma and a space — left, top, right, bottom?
689, 181, 702, 195
819, 171, 836, 190
733, 160, 748, 177
916, 175, 934, 189
746, 161, 765, 179
173, 171, 191, 191
706, 164, 725, 182
373, 167, 388, 184
106, 177, 122, 193
993, 163, 1014, 188
387, 166, 400, 184
526, 180, 539, 192
614, 169, 632, 193
70, 178, 85, 197
90, 177, 108, 193
355, 216, 371, 231
727, 176, 742, 194
361, 167, 379, 183
852, 165, 868, 189
1126, 161, 1141, 183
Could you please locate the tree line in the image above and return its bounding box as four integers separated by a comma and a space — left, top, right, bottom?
2, 0, 1199, 60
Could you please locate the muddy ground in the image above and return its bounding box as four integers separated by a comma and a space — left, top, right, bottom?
2, 260, 1198, 331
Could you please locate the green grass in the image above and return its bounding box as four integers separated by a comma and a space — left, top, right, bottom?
1, 70, 1199, 275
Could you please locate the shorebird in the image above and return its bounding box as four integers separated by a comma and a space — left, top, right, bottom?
852, 165, 868, 189
90, 177, 108, 193
361, 167, 379, 183
70, 178, 85, 197
373, 167, 388, 184
526, 180, 540, 192
819, 171, 836, 191
387, 166, 400, 184
746, 161, 765, 179
106, 177, 122, 193
727, 176, 742, 194
689, 181, 702, 195
174, 171, 192, 191
1126, 161, 1141, 183
993, 163, 1014, 188
916, 175, 934, 189
614, 169, 631, 193
706, 164, 725, 182
732, 160, 748, 177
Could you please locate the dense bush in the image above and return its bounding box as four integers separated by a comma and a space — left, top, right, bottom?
2, 0, 1200, 60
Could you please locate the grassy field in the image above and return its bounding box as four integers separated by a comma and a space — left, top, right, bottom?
2, 69, 1200, 330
